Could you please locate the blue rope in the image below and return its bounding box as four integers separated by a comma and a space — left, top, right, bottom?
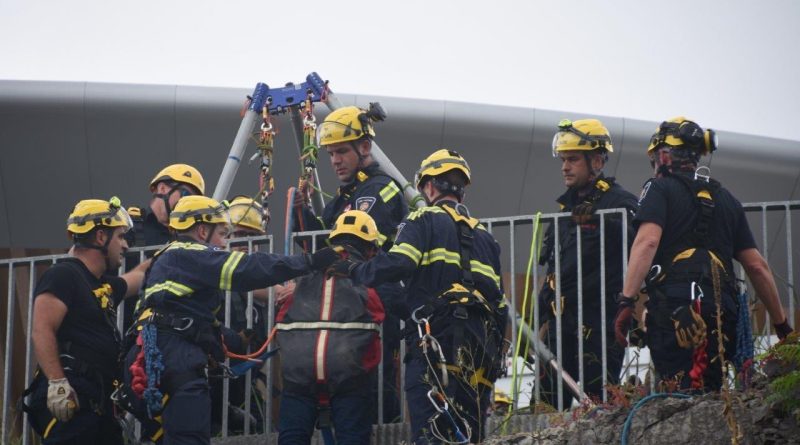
733, 289, 754, 371
229, 349, 279, 376
621, 393, 691, 445
142, 323, 165, 417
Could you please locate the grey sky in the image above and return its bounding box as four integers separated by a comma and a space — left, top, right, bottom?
2, 0, 799, 141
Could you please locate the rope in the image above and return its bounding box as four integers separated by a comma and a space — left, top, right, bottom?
142, 323, 165, 417
620, 393, 691, 445
507, 212, 542, 426
223, 327, 277, 361
689, 298, 708, 390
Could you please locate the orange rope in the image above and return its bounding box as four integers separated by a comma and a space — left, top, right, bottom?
223, 327, 277, 361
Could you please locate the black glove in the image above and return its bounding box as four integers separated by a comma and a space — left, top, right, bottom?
326, 258, 360, 278
571, 202, 596, 225
613, 293, 637, 347
774, 318, 794, 340
307, 246, 344, 271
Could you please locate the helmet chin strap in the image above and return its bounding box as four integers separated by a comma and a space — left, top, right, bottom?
154, 183, 184, 220
203, 224, 216, 244
75, 228, 115, 272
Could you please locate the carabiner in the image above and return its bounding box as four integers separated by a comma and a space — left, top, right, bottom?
427, 389, 447, 413
691, 281, 704, 302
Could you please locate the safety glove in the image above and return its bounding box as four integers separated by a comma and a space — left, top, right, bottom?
326, 258, 360, 278
238, 328, 256, 345
613, 293, 637, 347
671, 305, 707, 349
774, 318, 794, 341
571, 202, 596, 225
47, 378, 79, 422
306, 246, 344, 271
628, 320, 648, 348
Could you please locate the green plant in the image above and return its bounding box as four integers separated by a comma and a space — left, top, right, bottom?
763, 333, 800, 419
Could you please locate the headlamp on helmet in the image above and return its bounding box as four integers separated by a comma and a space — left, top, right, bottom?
647, 117, 717, 156
551, 118, 614, 158
67, 196, 133, 239
317, 103, 387, 147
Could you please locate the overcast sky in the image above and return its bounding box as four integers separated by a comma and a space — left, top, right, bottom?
2, 0, 799, 141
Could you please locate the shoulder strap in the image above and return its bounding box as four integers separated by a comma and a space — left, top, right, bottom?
440, 204, 478, 288
670, 174, 720, 250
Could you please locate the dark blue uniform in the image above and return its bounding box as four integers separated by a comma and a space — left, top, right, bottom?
635, 172, 755, 391
124, 238, 311, 445
351, 201, 506, 444
538, 175, 637, 407
296, 162, 408, 422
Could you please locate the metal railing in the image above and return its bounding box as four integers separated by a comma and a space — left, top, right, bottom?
1, 201, 797, 443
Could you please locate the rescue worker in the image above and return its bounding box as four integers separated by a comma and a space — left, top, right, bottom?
127, 163, 205, 248
614, 117, 794, 392
340, 149, 508, 444
211, 196, 272, 434
26, 197, 149, 444
123, 196, 343, 444
276, 210, 385, 445
537, 119, 638, 408
293, 104, 406, 422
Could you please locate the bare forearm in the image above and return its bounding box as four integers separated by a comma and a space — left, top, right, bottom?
122, 259, 151, 297
623, 237, 658, 297
32, 328, 64, 380
749, 265, 786, 323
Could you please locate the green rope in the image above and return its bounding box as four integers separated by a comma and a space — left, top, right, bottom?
504, 212, 543, 432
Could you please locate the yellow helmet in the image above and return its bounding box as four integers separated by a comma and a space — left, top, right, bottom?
149, 164, 205, 195
317, 103, 386, 146
494, 390, 512, 406
227, 196, 265, 234
414, 149, 471, 189
329, 210, 379, 246
169, 196, 230, 231
552, 119, 613, 157
67, 196, 132, 237
647, 116, 717, 155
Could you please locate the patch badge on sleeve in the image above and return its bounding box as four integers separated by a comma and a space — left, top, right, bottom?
355, 196, 377, 213
638, 181, 652, 205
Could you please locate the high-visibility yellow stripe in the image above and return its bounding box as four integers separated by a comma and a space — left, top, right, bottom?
219, 251, 245, 290
380, 182, 401, 203
144, 281, 194, 299
402, 246, 502, 288
390, 242, 422, 264
165, 241, 208, 252
377, 232, 388, 247
420, 248, 461, 266
43, 417, 57, 438
407, 206, 445, 221
470, 260, 502, 287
